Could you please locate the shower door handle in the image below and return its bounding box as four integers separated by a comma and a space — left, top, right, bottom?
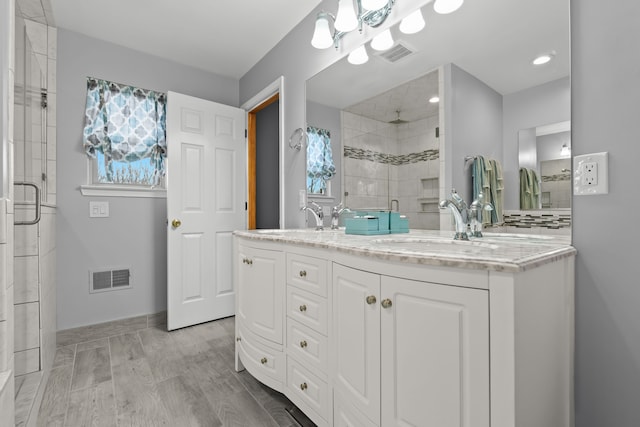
14, 182, 41, 225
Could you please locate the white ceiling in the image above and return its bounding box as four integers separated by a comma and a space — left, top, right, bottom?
50, 0, 322, 79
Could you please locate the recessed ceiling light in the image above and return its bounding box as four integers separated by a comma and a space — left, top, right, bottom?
532, 53, 555, 66
429, 96, 440, 103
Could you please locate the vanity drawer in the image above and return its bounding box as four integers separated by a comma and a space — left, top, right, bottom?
287, 319, 328, 375
287, 356, 330, 424
237, 327, 284, 385
287, 286, 328, 335
287, 253, 328, 297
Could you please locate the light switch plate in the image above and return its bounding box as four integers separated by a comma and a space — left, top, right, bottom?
574, 152, 609, 195
89, 201, 109, 218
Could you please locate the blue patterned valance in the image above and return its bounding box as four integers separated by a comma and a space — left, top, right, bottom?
83, 77, 166, 184
306, 126, 335, 194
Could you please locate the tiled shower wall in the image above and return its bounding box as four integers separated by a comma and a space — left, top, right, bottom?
342, 111, 440, 229
13, 14, 57, 384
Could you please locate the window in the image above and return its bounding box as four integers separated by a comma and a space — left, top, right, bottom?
306, 126, 335, 195
82, 77, 166, 196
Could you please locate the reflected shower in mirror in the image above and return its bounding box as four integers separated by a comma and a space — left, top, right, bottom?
518, 121, 571, 210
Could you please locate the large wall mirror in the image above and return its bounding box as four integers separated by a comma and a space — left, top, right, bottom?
306, 0, 570, 231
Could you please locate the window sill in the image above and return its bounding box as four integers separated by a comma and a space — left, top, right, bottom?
80, 184, 166, 199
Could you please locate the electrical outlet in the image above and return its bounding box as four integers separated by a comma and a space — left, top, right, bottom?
574, 152, 608, 195
581, 162, 598, 186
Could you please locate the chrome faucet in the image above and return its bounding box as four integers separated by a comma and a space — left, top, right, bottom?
439, 188, 470, 240
469, 192, 494, 237
301, 201, 324, 230
330, 202, 351, 230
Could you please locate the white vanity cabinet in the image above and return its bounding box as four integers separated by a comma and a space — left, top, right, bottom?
332, 263, 490, 427
235, 243, 285, 390
234, 231, 575, 427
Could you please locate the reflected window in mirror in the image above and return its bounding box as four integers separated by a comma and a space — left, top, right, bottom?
306, 126, 336, 195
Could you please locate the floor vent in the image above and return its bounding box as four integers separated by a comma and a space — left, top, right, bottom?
376, 41, 415, 63
90, 268, 132, 293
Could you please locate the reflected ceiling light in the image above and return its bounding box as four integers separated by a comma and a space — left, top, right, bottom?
362, 0, 389, 10
429, 96, 440, 103
371, 28, 394, 51
311, 13, 334, 49
311, 0, 396, 50
399, 9, 425, 34
348, 45, 370, 65
433, 0, 464, 14
532, 53, 555, 65
335, 0, 359, 32
561, 143, 571, 156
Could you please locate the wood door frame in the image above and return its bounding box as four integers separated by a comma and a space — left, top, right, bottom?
241, 77, 285, 229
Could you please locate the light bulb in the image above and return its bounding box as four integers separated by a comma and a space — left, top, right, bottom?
348, 45, 369, 65
400, 9, 425, 34
533, 53, 554, 65
362, 0, 388, 10
433, 0, 464, 14
429, 96, 440, 103
311, 13, 334, 49
335, 0, 358, 32
560, 144, 571, 156
371, 29, 394, 51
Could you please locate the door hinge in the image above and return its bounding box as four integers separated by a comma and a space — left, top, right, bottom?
245, 202, 248, 211
245, 129, 247, 138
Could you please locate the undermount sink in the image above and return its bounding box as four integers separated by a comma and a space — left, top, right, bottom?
371, 237, 500, 251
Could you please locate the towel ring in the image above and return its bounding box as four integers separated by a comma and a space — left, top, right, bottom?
289, 128, 306, 151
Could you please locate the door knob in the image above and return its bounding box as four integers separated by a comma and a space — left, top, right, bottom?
366, 295, 377, 305
381, 298, 393, 309
171, 219, 182, 228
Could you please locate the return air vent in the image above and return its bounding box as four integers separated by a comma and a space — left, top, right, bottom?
376, 42, 415, 63
90, 268, 131, 293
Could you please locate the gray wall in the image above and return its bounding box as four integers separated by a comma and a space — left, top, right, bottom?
503, 77, 570, 210
240, 0, 430, 228
447, 64, 503, 203
57, 29, 239, 329
255, 100, 280, 229
306, 100, 342, 222
572, 1, 640, 425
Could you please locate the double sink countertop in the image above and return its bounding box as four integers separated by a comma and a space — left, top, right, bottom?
233, 229, 576, 273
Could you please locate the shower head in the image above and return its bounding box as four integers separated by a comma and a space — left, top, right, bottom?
388, 110, 409, 124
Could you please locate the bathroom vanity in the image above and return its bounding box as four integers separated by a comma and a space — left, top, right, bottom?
233, 229, 575, 427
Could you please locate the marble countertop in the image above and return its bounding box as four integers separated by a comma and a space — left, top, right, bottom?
233, 229, 576, 273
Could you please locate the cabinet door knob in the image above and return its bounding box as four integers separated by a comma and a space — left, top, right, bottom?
171, 219, 182, 228
299, 304, 307, 312
247, 259, 253, 265
366, 295, 377, 305
260, 357, 267, 364
236, 337, 241, 342
381, 298, 393, 309
300, 340, 308, 348
300, 382, 308, 391
299, 270, 307, 277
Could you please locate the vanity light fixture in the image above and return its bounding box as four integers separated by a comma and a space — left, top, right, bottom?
399, 8, 425, 34
433, 0, 464, 15
311, 0, 397, 50
429, 96, 440, 103
561, 143, 571, 156
348, 45, 370, 64
532, 53, 555, 66
371, 28, 394, 51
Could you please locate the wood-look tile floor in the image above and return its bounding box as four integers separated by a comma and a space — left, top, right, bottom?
36, 316, 312, 427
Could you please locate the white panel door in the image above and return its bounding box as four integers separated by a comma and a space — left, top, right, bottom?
380, 276, 490, 427
333, 264, 381, 426
167, 91, 246, 330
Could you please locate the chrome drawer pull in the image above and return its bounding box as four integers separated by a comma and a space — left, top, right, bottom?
260, 357, 267, 364
299, 270, 307, 277
300, 382, 308, 391
300, 340, 308, 348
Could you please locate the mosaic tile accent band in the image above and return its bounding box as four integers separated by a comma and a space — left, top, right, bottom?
502, 212, 572, 229
541, 173, 571, 182
344, 146, 439, 165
